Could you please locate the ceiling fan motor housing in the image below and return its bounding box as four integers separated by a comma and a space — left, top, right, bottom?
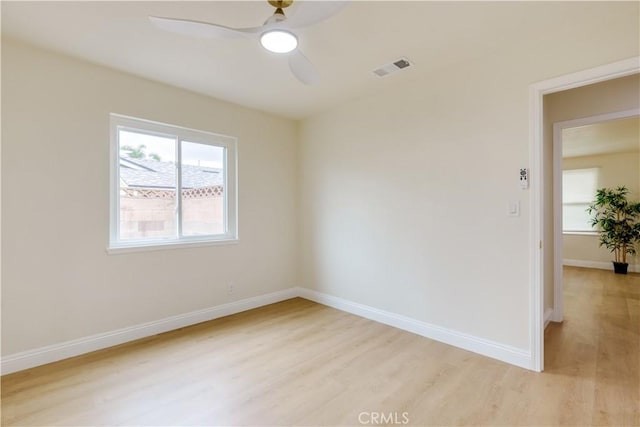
268, 0, 293, 9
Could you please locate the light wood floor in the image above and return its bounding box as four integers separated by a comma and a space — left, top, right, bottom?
2, 266, 639, 426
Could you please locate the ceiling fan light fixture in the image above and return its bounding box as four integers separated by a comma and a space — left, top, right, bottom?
260, 29, 298, 53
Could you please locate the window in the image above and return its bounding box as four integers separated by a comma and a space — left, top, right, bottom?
109, 114, 237, 251
562, 168, 598, 233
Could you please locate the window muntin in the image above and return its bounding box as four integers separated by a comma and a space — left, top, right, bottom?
562, 168, 598, 233
110, 114, 237, 250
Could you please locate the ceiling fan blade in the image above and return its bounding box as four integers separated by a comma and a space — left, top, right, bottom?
288, 50, 319, 85
149, 16, 261, 40
284, 1, 348, 29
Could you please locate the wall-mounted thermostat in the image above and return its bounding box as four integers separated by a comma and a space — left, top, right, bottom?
519, 168, 529, 189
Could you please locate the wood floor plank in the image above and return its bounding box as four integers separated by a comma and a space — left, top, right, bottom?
2, 267, 639, 426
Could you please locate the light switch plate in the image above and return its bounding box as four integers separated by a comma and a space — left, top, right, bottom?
508, 201, 520, 217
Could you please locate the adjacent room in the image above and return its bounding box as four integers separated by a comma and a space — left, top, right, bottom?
1, 1, 639, 426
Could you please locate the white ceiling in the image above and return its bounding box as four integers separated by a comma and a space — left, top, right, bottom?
563, 116, 640, 158
1, 1, 636, 119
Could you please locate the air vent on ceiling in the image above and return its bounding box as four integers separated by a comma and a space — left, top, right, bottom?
373, 57, 413, 78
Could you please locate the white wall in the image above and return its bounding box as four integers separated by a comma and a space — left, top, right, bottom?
543, 75, 640, 311
299, 4, 639, 351
1, 39, 299, 356
563, 151, 640, 265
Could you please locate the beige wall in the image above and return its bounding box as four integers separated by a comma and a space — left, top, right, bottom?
1, 39, 299, 356
563, 152, 640, 265
543, 74, 640, 312
300, 12, 639, 350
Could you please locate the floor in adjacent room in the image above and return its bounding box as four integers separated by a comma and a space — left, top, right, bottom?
2, 266, 638, 426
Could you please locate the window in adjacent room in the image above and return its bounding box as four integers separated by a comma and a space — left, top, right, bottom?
109, 114, 237, 251
562, 167, 599, 233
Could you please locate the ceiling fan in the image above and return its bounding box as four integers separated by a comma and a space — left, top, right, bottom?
149, 0, 347, 85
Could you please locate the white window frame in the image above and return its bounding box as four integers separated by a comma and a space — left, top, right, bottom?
108, 114, 238, 253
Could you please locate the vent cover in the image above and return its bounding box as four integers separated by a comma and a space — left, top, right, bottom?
373, 57, 413, 77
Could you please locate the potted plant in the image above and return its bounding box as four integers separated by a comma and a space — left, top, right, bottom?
587, 186, 640, 274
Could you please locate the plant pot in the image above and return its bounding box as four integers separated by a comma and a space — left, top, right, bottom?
613, 262, 629, 275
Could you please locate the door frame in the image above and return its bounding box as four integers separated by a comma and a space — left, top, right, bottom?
529, 57, 639, 372
552, 108, 640, 323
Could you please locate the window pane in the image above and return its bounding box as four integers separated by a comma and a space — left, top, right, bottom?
563, 203, 594, 232
562, 167, 599, 232
181, 141, 225, 236
119, 130, 177, 240
563, 168, 598, 203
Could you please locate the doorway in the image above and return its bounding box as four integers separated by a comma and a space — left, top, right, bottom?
552, 111, 640, 322
529, 59, 639, 372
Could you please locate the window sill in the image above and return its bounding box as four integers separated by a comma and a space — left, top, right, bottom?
107, 238, 239, 255
563, 231, 598, 236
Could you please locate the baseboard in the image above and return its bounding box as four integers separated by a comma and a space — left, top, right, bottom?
544, 308, 554, 329
1, 288, 298, 375
3, 285, 535, 375
563, 259, 640, 273
296, 288, 532, 370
